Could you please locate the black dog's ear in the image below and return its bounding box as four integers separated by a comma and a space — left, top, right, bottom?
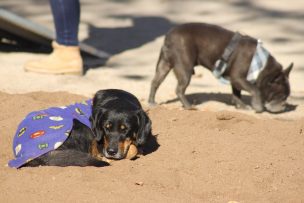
284, 62, 293, 77
91, 90, 108, 142
90, 109, 105, 142
135, 110, 152, 147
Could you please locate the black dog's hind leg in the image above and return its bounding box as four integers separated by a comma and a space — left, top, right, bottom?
173, 63, 195, 110
231, 86, 251, 110
24, 150, 109, 167
148, 49, 171, 105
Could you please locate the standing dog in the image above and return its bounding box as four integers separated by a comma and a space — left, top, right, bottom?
9, 89, 151, 168
148, 23, 293, 113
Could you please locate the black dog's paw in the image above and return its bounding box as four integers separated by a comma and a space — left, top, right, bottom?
184, 105, 197, 110
255, 109, 264, 113
251, 97, 264, 113
252, 104, 264, 113
148, 101, 158, 107
231, 96, 251, 110
235, 103, 252, 110
252, 103, 264, 113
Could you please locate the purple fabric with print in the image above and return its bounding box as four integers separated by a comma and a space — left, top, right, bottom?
8, 99, 92, 168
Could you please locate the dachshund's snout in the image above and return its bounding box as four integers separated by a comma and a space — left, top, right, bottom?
106, 148, 118, 156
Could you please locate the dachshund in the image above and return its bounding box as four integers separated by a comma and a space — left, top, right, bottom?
9, 89, 152, 168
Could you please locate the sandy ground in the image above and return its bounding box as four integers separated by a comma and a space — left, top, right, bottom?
1, 0, 304, 202
1, 92, 304, 202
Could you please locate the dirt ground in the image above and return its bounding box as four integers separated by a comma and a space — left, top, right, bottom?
1, 0, 304, 202
1, 92, 304, 202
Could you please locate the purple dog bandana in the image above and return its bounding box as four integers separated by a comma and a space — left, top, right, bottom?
8, 99, 92, 168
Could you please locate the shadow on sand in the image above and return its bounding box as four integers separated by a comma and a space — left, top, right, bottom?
164, 92, 250, 106
164, 92, 297, 113
0, 15, 175, 74
142, 134, 160, 156
82, 15, 175, 73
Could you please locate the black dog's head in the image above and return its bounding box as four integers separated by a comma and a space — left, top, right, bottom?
90, 89, 152, 159
259, 62, 293, 113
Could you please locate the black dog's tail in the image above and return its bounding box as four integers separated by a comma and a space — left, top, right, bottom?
24, 150, 109, 167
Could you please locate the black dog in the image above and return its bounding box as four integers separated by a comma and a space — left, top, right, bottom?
25, 89, 152, 167
148, 23, 293, 113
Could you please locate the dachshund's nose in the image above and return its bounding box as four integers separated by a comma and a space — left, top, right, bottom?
107, 148, 117, 156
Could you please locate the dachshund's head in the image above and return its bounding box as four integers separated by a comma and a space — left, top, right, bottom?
90, 89, 152, 160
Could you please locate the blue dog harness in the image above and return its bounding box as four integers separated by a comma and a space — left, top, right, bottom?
8, 99, 92, 168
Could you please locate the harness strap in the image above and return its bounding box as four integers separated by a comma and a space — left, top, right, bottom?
213, 32, 242, 79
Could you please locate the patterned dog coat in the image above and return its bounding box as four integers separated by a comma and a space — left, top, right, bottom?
246, 40, 269, 83
8, 99, 92, 168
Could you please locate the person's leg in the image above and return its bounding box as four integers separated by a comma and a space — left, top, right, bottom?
24, 0, 83, 75
50, 0, 80, 46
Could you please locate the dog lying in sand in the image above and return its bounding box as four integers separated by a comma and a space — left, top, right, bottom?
9, 89, 152, 168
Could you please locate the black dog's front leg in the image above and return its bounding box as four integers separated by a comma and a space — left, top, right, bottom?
231, 79, 263, 112
231, 86, 251, 110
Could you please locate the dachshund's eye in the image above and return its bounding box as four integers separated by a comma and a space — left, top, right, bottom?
120, 124, 128, 132
104, 123, 112, 130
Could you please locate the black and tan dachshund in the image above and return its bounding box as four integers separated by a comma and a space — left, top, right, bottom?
25, 89, 152, 167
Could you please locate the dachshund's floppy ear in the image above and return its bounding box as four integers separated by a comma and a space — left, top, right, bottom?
90, 108, 105, 142
135, 110, 152, 146
90, 90, 107, 142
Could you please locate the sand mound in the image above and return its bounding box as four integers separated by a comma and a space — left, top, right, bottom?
1, 92, 303, 202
